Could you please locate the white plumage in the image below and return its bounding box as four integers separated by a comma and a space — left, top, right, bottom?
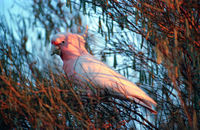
51, 33, 157, 113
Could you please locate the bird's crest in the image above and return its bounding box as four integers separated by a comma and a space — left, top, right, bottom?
51, 33, 66, 45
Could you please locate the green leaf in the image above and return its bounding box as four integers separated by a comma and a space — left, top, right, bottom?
143, 70, 147, 84
98, 16, 102, 33
141, 35, 144, 49
92, 1, 96, 13
83, 1, 86, 14
113, 53, 117, 68
66, 0, 72, 13
126, 67, 129, 78
111, 19, 113, 36
132, 54, 136, 70
135, 10, 139, 25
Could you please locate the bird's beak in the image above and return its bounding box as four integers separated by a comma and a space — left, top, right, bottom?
51, 45, 61, 56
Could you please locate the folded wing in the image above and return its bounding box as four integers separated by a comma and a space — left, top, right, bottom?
71, 54, 157, 113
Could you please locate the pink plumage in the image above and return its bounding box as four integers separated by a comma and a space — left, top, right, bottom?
51, 33, 157, 114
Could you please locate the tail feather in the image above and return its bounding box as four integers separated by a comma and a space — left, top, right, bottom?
132, 97, 157, 114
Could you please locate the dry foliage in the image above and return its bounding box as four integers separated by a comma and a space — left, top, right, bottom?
0, 48, 156, 129
0, 0, 199, 129
80, 0, 200, 129
0, 2, 156, 129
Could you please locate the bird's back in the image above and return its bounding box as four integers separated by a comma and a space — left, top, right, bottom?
66, 54, 156, 110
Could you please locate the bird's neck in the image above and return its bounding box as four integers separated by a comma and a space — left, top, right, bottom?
61, 45, 88, 61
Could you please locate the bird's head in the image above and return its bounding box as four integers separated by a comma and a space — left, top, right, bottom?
51, 33, 88, 58
51, 33, 67, 56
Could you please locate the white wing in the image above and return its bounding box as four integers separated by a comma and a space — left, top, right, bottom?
52, 32, 156, 113
72, 54, 156, 111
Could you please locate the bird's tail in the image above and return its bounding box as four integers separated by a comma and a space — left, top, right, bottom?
131, 97, 157, 114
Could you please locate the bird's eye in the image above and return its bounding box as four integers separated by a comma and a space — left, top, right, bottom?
58, 41, 65, 45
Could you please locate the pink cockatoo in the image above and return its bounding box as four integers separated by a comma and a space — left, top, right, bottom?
51, 33, 157, 114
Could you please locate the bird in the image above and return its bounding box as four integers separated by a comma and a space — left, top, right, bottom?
51, 32, 157, 114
